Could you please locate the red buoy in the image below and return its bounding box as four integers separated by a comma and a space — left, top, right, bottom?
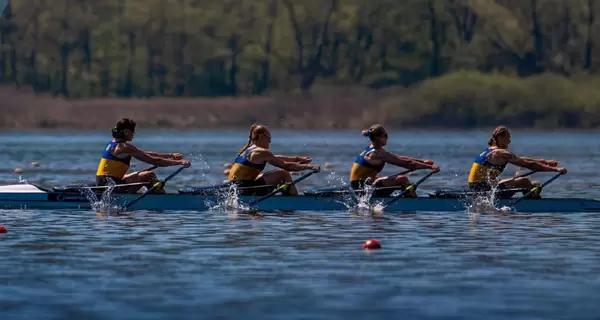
362, 239, 381, 250
0, 225, 7, 233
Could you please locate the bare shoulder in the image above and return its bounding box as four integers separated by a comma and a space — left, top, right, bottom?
372, 148, 391, 160
118, 142, 137, 151
492, 148, 516, 161
250, 148, 273, 161
252, 147, 271, 155
116, 142, 141, 155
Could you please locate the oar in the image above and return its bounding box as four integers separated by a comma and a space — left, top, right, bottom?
123, 166, 187, 210
247, 169, 319, 208
383, 170, 437, 207
343, 169, 414, 204
510, 171, 564, 206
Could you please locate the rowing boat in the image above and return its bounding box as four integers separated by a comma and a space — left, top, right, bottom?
0, 183, 598, 213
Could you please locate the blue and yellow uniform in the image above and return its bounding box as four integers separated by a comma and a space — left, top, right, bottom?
350, 145, 385, 183
96, 140, 131, 184
350, 146, 385, 182
468, 147, 507, 191
228, 146, 266, 182
349, 145, 400, 197
227, 146, 276, 196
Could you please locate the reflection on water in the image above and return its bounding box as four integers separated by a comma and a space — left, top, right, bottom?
1, 130, 600, 319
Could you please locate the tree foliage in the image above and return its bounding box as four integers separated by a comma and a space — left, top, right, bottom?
0, 0, 599, 98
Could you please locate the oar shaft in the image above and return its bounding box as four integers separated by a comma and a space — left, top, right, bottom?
539, 172, 563, 188
248, 170, 318, 207
510, 172, 564, 205
124, 166, 186, 209
384, 170, 437, 207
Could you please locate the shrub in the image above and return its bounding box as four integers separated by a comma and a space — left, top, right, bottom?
379, 71, 600, 129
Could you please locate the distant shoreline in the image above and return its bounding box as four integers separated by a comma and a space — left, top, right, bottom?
0, 71, 599, 131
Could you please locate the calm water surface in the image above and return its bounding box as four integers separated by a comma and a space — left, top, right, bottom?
1, 129, 600, 319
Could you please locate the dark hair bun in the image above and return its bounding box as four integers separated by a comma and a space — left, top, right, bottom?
112, 118, 136, 139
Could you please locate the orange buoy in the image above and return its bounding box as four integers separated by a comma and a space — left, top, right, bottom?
0, 225, 7, 233
362, 239, 381, 250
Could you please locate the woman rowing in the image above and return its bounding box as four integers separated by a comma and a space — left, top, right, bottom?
349, 124, 440, 198
96, 118, 191, 193
227, 124, 320, 196
468, 126, 567, 198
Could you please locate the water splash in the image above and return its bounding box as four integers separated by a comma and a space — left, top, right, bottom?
79, 178, 125, 216
465, 175, 512, 214
204, 183, 252, 212
337, 182, 386, 214
324, 171, 345, 187
191, 153, 211, 185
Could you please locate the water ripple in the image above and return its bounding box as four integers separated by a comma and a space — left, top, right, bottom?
1, 130, 600, 319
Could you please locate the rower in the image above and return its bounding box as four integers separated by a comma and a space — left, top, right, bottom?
349, 124, 440, 198
96, 118, 191, 193
227, 124, 320, 196
468, 125, 567, 199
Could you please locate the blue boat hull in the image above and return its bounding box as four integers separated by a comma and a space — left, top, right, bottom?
0, 185, 599, 213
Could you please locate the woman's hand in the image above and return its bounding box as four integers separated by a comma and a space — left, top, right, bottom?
296, 156, 312, 164
171, 153, 184, 160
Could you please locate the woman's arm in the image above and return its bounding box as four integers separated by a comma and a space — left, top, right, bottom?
494, 150, 563, 172
119, 144, 189, 167
254, 150, 319, 172
375, 150, 440, 172
145, 151, 183, 159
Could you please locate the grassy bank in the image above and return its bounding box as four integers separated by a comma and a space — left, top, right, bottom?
383, 71, 600, 129
0, 71, 599, 130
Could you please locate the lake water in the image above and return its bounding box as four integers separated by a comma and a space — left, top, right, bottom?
0, 129, 599, 319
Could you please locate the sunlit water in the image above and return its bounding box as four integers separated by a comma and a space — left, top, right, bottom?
1, 129, 599, 319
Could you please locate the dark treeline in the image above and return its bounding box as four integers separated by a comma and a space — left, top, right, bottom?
0, 0, 599, 129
